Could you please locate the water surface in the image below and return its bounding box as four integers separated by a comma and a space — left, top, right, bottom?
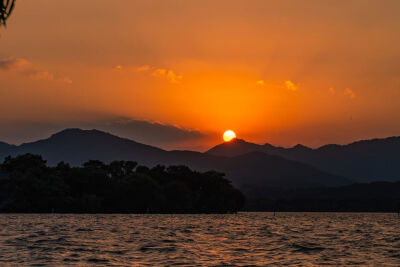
0, 213, 399, 266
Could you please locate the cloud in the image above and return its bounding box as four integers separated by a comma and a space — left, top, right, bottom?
256, 80, 265, 86
136, 65, 151, 72
29, 71, 54, 81
152, 68, 183, 83
284, 80, 299, 91
59, 77, 73, 84
344, 88, 356, 99
0, 57, 72, 84
0, 58, 29, 70
93, 118, 206, 145
152, 68, 166, 77
166, 70, 183, 83
115, 64, 183, 83
0, 117, 208, 150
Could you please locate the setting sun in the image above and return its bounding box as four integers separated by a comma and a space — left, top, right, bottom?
223, 130, 236, 142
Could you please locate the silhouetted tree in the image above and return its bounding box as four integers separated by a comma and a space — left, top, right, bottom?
0, 154, 245, 213
108, 160, 137, 178
83, 160, 106, 170
2, 154, 47, 172
0, 0, 15, 26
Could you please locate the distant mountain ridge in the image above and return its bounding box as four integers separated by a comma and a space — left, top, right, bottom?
0, 128, 351, 197
11, 128, 167, 166
207, 137, 400, 182
0, 141, 15, 158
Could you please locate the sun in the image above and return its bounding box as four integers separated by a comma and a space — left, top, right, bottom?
223, 130, 237, 142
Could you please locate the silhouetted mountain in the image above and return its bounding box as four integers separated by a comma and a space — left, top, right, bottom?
207, 137, 400, 182
0, 142, 15, 160
206, 139, 263, 156
166, 151, 350, 191
0, 129, 350, 195
13, 129, 168, 166
0, 117, 207, 153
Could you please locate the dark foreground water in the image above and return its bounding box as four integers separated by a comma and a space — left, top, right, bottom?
0, 213, 399, 266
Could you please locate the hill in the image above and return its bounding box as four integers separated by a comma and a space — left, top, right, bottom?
0, 142, 15, 159
12, 129, 168, 166
207, 137, 400, 182
0, 129, 350, 195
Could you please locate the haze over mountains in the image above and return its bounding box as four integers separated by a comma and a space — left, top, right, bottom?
0, 128, 399, 198
0, 118, 208, 150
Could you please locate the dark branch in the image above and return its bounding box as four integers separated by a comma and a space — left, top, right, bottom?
1, 0, 16, 26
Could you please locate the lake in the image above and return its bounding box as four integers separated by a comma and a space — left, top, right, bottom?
0, 213, 399, 266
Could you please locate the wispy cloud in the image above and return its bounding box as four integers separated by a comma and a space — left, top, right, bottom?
255, 79, 300, 91
0, 57, 72, 84
114, 64, 183, 83
344, 88, 356, 99
152, 68, 166, 77
166, 70, 183, 84
136, 65, 151, 72
0, 58, 29, 70
256, 80, 265, 86
152, 68, 183, 83
59, 77, 73, 84
284, 80, 299, 91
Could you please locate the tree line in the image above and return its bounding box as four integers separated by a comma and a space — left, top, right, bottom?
0, 154, 245, 213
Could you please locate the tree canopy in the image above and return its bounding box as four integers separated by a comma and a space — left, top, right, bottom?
0, 154, 245, 213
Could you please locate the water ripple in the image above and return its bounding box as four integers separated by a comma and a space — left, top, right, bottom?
0, 213, 399, 266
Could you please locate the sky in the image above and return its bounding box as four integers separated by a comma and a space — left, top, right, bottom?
1, 0, 400, 150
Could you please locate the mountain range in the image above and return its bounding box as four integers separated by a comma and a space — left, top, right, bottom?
207, 137, 400, 182
0, 128, 399, 198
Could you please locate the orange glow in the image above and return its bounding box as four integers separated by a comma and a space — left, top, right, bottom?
223, 130, 236, 142
1, 1, 400, 150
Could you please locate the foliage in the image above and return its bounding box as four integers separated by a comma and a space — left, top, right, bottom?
0, 0, 15, 26
0, 154, 245, 213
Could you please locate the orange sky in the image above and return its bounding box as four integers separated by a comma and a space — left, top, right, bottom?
1, 0, 400, 150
